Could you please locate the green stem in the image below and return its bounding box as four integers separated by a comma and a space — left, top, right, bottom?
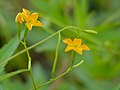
31, 60, 84, 90
30, 68, 37, 90
51, 31, 61, 79
23, 27, 28, 42
19, 27, 37, 89
17, 23, 22, 40
70, 51, 77, 68
0, 26, 91, 67
0, 69, 29, 81
22, 42, 31, 70
22, 42, 36, 89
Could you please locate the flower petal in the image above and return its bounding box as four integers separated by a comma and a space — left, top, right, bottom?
63, 38, 73, 45
22, 8, 30, 17
81, 45, 90, 50
26, 23, 33, 30
30, 13, 38, 22
22, 12, 28, 22
33, 21, 42, 26
15, 12, 24, 24
73, 38, 82, 46
65, 46, 73, 52
73, 48, 82, 55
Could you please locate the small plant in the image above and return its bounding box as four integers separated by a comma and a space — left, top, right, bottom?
0, 8, 97, 90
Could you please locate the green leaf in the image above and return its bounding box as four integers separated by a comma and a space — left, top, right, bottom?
0, 36, 20, 74
73, 0, 89, 27
32, 63, 47, 85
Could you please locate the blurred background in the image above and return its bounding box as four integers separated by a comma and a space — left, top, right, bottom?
0, 0, 120, 90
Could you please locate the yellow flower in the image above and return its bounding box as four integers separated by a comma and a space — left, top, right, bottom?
15, 8, 42, 30
15, 12, 24, 24
63, 38, 90, 55
22, 8, 42, 30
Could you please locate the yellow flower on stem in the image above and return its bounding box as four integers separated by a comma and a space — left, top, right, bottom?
22, 8, 42, 30
63, 38, 90, 55
15, 8, 42, 30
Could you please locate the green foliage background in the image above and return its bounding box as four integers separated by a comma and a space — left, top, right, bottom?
0, 0, 120, 90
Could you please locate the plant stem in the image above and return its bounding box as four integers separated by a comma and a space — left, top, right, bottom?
22, 41, 37, 89
51, 31, 61, 79
17, 23, 22, 40
31, 60, 84, 90
70, 51, 77, 68
0, 69, 29, 81
18, 26, 37, 90
0, 26, 89, 66
30, 68, 37, 90
23, 27, 28, 42
22, 42, 31, 69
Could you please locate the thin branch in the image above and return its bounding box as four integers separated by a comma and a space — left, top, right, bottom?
31, 60, 84, 90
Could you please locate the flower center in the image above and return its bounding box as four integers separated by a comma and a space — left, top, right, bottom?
28, 20, 32, 23
73, 44, 78, 48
